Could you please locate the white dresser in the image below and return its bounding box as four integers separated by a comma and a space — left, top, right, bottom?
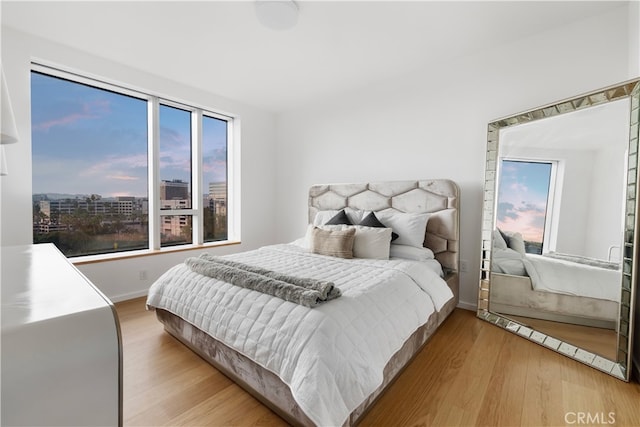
1, 243, 122, 426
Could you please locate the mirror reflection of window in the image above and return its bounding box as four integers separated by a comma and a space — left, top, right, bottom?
497, 159, 555, 255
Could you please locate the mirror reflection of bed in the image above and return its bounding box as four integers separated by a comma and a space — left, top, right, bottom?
488, 98, 629, 360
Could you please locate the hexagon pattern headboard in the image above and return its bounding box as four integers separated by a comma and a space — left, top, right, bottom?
308, 179, 459, 272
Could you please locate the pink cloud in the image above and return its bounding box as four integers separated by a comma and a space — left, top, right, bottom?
34, 99, 110, 132
80, 153, 147, 177
160, 127, 187, 146
498, 207, 546, 243
159, 150, 191, 170
203, 159, 226, 173
509, 182, 528, 193
107, 175, 139, 181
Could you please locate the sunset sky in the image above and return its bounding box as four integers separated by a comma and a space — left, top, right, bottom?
31, 71, 227, 198
496, 160, 552, 243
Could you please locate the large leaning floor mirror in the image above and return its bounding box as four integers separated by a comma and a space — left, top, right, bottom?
478, 79, 639, 381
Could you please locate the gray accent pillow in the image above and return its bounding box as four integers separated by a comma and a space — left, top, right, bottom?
325, 209, 353, 225
359, 211, 399, 241
311, 227, 356, 259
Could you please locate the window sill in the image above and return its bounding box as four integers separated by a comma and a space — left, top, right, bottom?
71, 240, 242, 265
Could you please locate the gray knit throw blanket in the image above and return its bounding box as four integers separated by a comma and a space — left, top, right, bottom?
184, 253, 341, 308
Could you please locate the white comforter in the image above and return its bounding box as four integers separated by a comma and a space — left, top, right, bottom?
146, 243, 453, 426
523, 254, 621, 303
491, 248, 621, 302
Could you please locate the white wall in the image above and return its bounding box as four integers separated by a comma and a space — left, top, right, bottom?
274, 6, 632, 310
1, 5, 635, 307
585, 144, 627, 261
554, 150, 594, 256
0, 27, 278, 301
630, 1, 640, 78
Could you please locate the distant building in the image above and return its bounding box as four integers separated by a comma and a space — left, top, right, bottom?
161, 199, 189, 210
116, 196, 134, 216
161, 179, 189, 201
34, 196, 148, 234
156, 180, 190, 239
38, 197, 146, 218
161, 214, 190, 239
208, 182, 227, 202
208, 182, 227, 216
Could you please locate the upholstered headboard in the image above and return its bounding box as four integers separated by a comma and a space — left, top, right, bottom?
308, 179, 459, 272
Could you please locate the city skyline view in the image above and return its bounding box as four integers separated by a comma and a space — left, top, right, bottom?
31, 71, 229, 256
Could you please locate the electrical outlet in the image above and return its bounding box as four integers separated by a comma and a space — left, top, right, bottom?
460, 260, 468, 273
139, 270, 148, 281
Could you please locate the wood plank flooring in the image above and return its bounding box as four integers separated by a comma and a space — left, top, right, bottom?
116, 297, 640, 426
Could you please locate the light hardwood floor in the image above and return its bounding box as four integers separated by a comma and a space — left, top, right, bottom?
116, 297, 640, 426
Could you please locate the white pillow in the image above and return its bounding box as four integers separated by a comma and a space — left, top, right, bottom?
491, 247, 526, 275
505, 231, 526, 255
389, 244, 434, 261
376, 211, 430, 248
493, 229, 508, 250
313, 208, 364, 226
352, 226, 393, 260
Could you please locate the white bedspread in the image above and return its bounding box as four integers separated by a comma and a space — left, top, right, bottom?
146, 243, 453, 426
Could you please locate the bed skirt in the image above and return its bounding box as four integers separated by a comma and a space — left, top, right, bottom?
489, 272, 618, 329
155, 275, 458, 427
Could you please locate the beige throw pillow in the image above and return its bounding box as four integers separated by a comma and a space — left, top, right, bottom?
352, 226, 392, 260
310, 227, 356, 259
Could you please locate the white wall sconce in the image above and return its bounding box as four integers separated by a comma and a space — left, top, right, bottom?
0, 147, 8, 176
1, 67, 20, 176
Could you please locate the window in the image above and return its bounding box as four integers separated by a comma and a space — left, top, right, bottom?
159, 104, 193, 248
496, 159, 555, 254
31, 66, 231, 258
203, 115, 228, 242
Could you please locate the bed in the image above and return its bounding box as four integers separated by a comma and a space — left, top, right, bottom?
490, 229, 621, 329
146, 179, 459, 427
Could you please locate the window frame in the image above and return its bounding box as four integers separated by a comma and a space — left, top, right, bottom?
31, 63, 238, 262
498, 157, 561, 254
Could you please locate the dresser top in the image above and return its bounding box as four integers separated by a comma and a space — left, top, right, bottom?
1, 243, 113, 331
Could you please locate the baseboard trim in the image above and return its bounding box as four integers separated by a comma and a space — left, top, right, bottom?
110, 289, 148, 303
457, 300, 477, 312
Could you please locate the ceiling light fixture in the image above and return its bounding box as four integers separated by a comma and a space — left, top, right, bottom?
255, 0, 299, 31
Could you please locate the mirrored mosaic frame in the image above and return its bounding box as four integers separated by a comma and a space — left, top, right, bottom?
477, 79, 640, 381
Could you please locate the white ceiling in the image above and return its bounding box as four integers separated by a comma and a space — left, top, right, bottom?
1, 1, 627, 113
